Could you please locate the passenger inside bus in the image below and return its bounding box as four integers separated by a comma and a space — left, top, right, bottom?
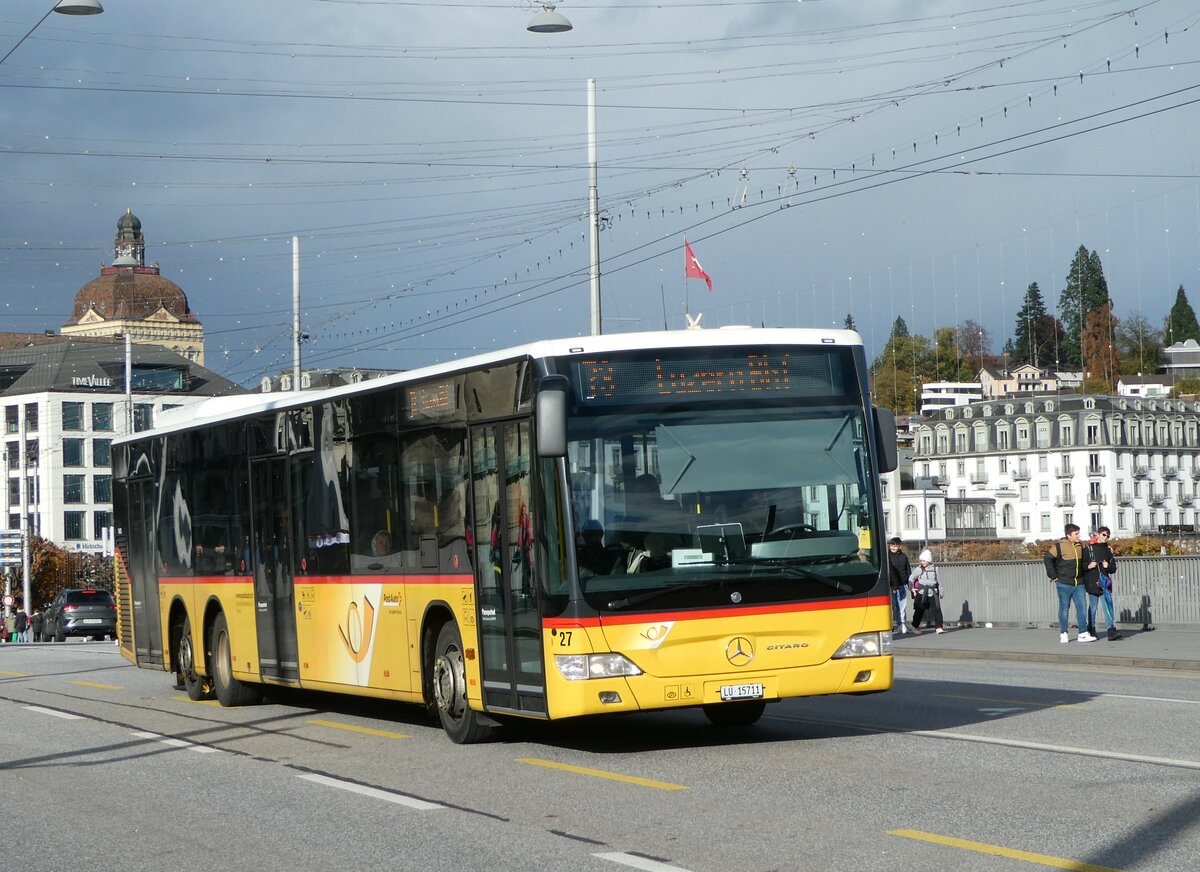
576, 518, 621, 577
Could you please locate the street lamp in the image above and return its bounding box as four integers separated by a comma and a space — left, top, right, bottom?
1, 1, 104, 66
527, 3, 572, 33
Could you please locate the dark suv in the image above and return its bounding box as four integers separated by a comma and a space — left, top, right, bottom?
43, 589, 117, 642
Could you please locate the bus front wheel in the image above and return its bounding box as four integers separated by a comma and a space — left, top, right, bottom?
702, 700, 766, 727
179, 615, 213, 701
210, 612, 262, 707
431, 622, 495, 744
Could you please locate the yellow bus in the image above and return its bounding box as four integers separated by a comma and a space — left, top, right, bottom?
113, 328, 898, 742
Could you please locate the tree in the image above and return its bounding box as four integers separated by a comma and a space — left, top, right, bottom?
870, 332, 933, 415
1081, 302, 1119, 393
1012, 282, 1047, 366
932, 326, 972, 382
955, 319, 991, 370
1115, 313, 1165, 375
890, 316, 909, 338
843, 313, 857, 331
1172, 376, 1200, 398
1166, 285, 1200, 345
1058, 246, 1110, 367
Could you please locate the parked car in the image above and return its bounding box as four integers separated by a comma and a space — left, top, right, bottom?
43, 589, 117, 642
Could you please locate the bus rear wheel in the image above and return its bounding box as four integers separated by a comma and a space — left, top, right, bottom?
179, 615, 213, 701
210, 612, 262, 707
702, 700, 766, 727
431, 622, 494, 744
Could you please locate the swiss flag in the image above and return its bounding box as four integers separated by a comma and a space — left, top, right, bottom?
684, 239, 713, 292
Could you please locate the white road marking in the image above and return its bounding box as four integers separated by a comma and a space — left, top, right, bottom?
23, 705, 83, 720
131, 730, 219, 753
1100, 692, 1200, 706
295, 772, 444, 810
593, 852, 694, 872
913, 729, 1200, 771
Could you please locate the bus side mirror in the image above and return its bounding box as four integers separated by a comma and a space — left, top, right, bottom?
536, 375, 570, 457
873, 406, 898, 473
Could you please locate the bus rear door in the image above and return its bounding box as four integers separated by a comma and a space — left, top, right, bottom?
250, 457, 300, 682
470, 420, 546, 717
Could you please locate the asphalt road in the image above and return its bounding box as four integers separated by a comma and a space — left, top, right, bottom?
1, 642, 1198, 871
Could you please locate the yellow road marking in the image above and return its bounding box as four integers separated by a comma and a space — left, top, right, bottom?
173, 695, 221, 706
309, 719, 410, 739
517, 757, 687, 791
890, 829, 1123, 871
71, 680, 122, 690
936, 693, 1086, 709
0, 670, 30, 677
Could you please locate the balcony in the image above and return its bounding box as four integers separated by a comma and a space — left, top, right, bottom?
969, 473, 989, 485
1054, 496, 1075, 507
1164, 467, 1180, 480
1134, 466, 1150, 478
1055, 467, 1075, 479
1149, 493, 1166, 506
1117, 494, 1133, 507
1191, 467, 1200, 481
1182, 495, 1195, 507
1011, 468, 1031, 481
1086, 465, 1105, 477
1087, 495, 1107, 506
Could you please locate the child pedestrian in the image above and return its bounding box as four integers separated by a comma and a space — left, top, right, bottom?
908, 549, 944, 634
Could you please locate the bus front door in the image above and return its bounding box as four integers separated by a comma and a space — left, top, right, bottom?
470, 421, 546, 717
250, 458, 300, 682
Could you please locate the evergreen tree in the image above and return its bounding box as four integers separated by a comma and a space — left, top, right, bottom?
843, 313, 857, 331
1058, 246, 1110, 367
1012, 282, 1046, 366
1166, 285, 1200, 345
891, 316, 909, 338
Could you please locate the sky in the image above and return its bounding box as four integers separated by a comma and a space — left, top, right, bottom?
2, 0, 1200, 387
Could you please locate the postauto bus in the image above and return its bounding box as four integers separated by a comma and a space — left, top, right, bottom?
112, 328, 898, 742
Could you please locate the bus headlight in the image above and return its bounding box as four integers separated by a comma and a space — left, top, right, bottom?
555, 653, 643, 681
832, 631, 892, 659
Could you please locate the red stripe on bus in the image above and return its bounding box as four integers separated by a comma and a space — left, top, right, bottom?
542, 595, 891, 629
160, 576, 253, 585
156, 574, 469, 586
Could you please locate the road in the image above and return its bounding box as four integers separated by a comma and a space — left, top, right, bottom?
1, 642, 1198, 871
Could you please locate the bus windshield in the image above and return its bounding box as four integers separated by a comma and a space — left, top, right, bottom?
566, 404, 880, 613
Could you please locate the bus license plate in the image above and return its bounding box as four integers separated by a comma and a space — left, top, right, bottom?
83, 619, 103, 624
720, 683, 764, 701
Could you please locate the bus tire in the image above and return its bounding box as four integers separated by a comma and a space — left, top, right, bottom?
210, 612, 262, 707
702, 700, 766, 727
431, 622, 495, 744
179, 614, 213, 701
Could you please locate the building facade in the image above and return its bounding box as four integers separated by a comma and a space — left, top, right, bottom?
1, 340, 243, 552
895, 394, 1200, 543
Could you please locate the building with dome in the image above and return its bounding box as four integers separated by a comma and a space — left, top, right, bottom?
60, 209, 205, 365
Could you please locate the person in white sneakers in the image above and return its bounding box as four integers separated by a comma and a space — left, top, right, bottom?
1044, 523, 1097, 643
887, 537, 913, 634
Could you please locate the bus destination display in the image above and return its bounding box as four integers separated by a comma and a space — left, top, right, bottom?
405, 381, 456, 419
573, 349, 844, 404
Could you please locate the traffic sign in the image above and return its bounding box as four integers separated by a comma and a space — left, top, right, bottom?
1, 594, 13, 607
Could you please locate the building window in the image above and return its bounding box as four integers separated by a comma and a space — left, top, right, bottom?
1117, 510, 1126, 529
1086, 424, 1100, 445
957, 460, 965, 476
63, 438, 85, 468
1040, 483, 1049, 501
1020, 484, 1029, 502
94, 510, 113, 540
93, 474, 112, 503
62, 401, 84, 431
1002, 504, 1013, 528
1021, 514, 1031, 532
1041, 513, 1051, 532
997, 429, 1010, 449
999, 458, 1008, 473
904, 505, 918, 530
928, 504, 940, 530
1039, 454, 1048, 472
64, 510, 86, 540
1017, 426, 1030, 449
63, 474, 85, 504
4, 407, 16, 434
92, 403, 114, 432
25, 403, 37, 430
5, 444, 17, 471
880, 480, 888, 499
93, 439, 111, 468
133, 404, 154, 432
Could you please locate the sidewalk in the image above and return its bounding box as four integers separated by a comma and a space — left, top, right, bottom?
892, 624, 1200, 671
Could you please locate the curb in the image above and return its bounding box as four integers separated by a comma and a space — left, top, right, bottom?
893, 646, 1200, 671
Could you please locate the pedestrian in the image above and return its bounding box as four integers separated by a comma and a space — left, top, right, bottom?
2, 611, 14, 644
30, 607, 44, 643
887, 537, 913, 634
1045, 523, 1096, 643
1085, 526, 1122, 641
13, 606, 28, 643
908, 548, 944, 634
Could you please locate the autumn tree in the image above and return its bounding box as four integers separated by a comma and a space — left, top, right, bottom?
1081, 302, 1119, 393
1115, 313, 1165, 375
1059, 246, 1111, 367
955, 319, 991, 372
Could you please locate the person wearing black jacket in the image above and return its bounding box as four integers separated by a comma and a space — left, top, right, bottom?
1085, 527, 1122, 640
887, 537, 913, 634
1045, 523, 1097, 643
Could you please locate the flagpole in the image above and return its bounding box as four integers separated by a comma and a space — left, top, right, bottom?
587, 78, 601, 336
683, 238, 690, 327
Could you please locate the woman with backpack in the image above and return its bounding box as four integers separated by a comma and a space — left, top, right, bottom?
908, 549, 945, 634
1085, 527, 1123, 641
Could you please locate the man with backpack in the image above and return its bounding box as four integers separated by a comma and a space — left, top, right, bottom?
1045, 523, 1096, 643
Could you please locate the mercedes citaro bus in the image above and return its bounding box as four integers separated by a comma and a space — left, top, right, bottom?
113, 328, 898, 742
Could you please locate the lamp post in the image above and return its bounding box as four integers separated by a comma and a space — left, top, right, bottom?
0, 1, 104, 67
527, 3, 572, 33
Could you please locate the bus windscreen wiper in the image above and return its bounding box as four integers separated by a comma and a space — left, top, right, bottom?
606, 580, 723, 611
722, 557, 854, 594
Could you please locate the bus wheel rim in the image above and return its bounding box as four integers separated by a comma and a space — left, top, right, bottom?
433, 647, 465, 720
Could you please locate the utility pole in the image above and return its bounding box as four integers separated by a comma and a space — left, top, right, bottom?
587, 78, 601, 336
